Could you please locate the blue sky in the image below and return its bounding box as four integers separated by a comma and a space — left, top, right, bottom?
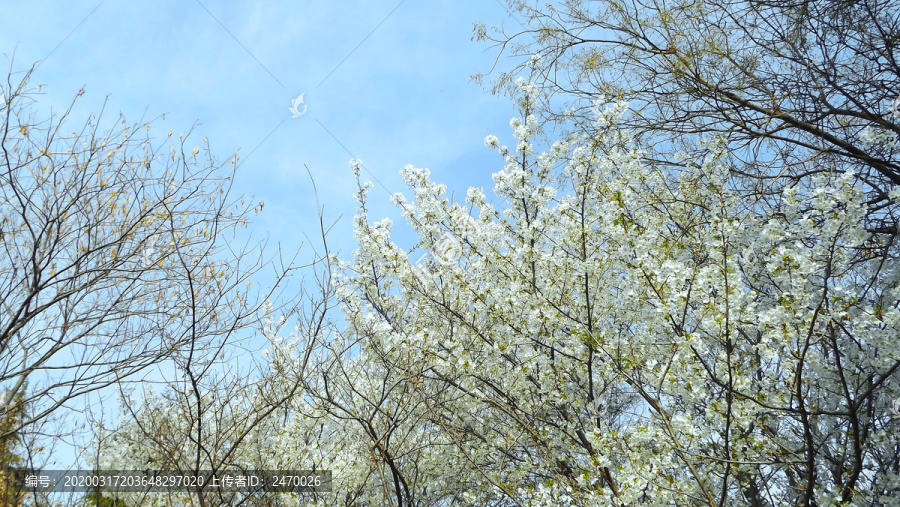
1, 0, 534, 471
1, 0, 525, 267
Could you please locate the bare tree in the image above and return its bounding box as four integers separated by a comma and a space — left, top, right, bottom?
86, 171, 336, 507
0, 65, 297, 472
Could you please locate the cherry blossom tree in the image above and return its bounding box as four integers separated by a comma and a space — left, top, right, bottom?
95, 76, 900, 506
309, 81, 900, 505
474, 0, 900, 271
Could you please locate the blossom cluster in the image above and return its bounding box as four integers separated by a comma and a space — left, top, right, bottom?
92, 79, 900, 506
